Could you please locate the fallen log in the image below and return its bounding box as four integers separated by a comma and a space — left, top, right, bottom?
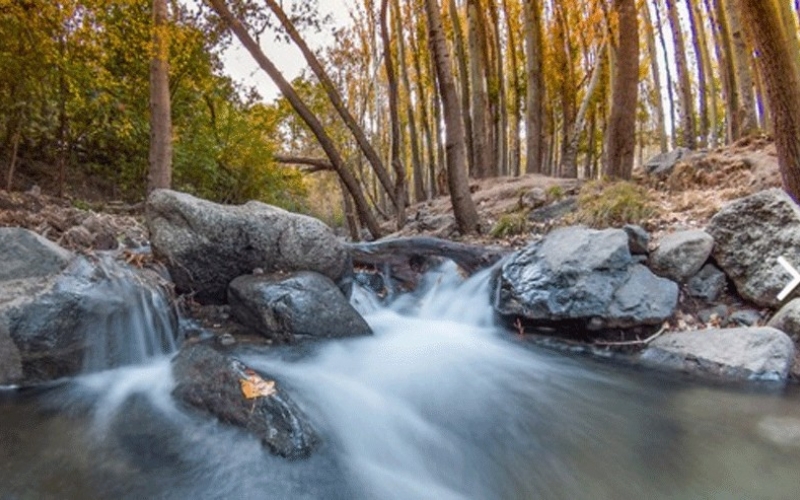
348, 237, 508, 291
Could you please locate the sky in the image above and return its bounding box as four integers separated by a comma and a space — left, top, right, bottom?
220, 0, 352, 102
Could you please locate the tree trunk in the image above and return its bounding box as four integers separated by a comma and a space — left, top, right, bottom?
263, 0, 399, 210
726, 0, 759, 136
643, 3, 668, 154
148, 0, 173, 193
5, 131, 20, 192
776, 0, 800, 82
486, 0, 507, 176
694, 0, 720, 147
424, 0, 480, 234
561, 46, 605, 178
708, 0, 740, 142
685, 0, 710, 147
735, 0, 800, 201
447, 0, 475, 178
340, 179, 360, 241
380, 0, 407, 229
408, 8, 438, 199
665, 0, 696, 149
207, 0, 382, 239
604, 0, 639, 180
523, 0, 545, 174
653, 0, 677, 147
466, 0, 492, 178
501, 0, 521, 176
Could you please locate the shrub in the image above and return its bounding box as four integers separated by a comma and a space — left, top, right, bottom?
490, 212, 529, 238
575, 180, 654, 228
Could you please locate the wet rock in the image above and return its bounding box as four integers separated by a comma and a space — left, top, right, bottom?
0, 324, 21, 385
706, 189, 800, 307
649, 230, 714, 283
686, 264, 727, 302
228, 272, 372, 342
768, 299, 800, 341
640, 327, 795, 382
146, 189, 350, 303
0, 254, 178, 384
171, 343, 318, 459
623, 224, 650, 255
0, 227, 73, 281
727, 309, 763, 327
643, 147, 691, 178
495, 227, 678, 329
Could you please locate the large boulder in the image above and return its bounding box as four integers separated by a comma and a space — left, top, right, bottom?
706, 189, 800, 307
228, 272, 372, 342
495, 227, 678, 329
0, 230, 178, 384
171, 343, 318, 459
0, 227, 73, 281
640, 327, 795, 382
643, 147, 691, 178
146, 190, 350, 303
649, 229, 714, 282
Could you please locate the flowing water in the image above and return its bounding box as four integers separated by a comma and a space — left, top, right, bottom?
2, 263, 800, 499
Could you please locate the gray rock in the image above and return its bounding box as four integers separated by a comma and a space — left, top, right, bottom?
698, 305, 729, 324
146, 190, 350, 303
623, 224, 650, 255
0, 256, 178, 384
171, 343, 318, 459
649, 230, 714, 282
0, 228, 73, 281
707, 189, 800, 307
0, 324, 21, 385
228, 272, 372, 342
640, 327, 795, 382
528, 197, 578, 223
495, 226, 678, 329
644, 147, 691, 177
727, 309, 763, 327
768, 298, 800, 341
687, 263, 727, 302
520, 188, 548, 209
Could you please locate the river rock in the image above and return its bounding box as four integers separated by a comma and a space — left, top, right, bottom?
0, 227, 73, 281
649, 230, 714, 282
171, 343, 318, 459
0, 252, 178, 384
623, 224, 650, 255
706, 189, 800, 307
686, 263, 727, 302
146, 189, 350, 303
768, 299, 800, 341
495, 226, 678, 329
644, 147, 691, 177
228, 272, 372, 342
640, 327, 795, 382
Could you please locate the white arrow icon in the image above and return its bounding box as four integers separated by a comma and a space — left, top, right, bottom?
777, 256, 800, 301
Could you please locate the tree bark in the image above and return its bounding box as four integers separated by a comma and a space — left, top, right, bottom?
523, 0, 545, 174
693, 0, 719, 147
708, 0, 740, 142
380, 0, 407, 230
207, 0, 382, 239
424, 0, 480, 234
726, 0, 759, 136
604, 0, 639, 180
653, 0, 677, 147
685, 0, 710, 147
466, 0, 492, 178
486, 0, 507, 176
643, 3, 668, 153
148, 0, 173, 193
735, 0, 800, 201
263, 0, 399, 210
665, 0, 697, 149
561, 45, 605, 178
447, 0, 475, 178
501, 0, 521, 176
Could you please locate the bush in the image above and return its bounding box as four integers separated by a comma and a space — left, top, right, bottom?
490, 212, 529, 238
575, 180, 654, 228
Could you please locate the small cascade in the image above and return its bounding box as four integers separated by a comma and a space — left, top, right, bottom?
78, 255, 179, 373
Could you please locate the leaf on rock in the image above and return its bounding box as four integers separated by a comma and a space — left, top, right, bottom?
239, 371, 277, 399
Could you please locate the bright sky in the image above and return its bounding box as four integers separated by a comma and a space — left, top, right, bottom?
221, 0, 352, 103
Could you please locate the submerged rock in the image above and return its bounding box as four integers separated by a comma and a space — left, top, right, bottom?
706, 189, 800, 307
171, 343, 318, 459
649, 229, 714, 283
495, 226, 678, 330
146, 189, 350, 303
640, 327, 795, 382
228, 272, 372, 342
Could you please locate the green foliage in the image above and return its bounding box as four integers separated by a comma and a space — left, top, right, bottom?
546, 185, 565, 201
490, 212, 529, 238
575, 180, 655, 228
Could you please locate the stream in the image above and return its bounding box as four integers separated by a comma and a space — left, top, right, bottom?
2, 263, 800, 499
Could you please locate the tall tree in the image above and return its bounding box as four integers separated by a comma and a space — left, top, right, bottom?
523, 0, 545, 174
206, 0, 382, 238
685, 0, 710, 147
708, 0, 740, 142
604, 0, 639, 179
665, 0, 696, 148
643, 2, 668, 153
653, 0, 677, 146
447, 0, 475, 177
726, 0, 759, 135
466, 0, 492, 178
736, 0, 800, 201
148, 0, 173, 192
501, 0, 522, 176
424, 0, 479, 234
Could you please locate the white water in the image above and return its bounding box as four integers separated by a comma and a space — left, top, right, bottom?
2, 262, 800, 499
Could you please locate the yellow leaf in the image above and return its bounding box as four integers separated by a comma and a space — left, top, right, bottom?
239, 371, 277, 399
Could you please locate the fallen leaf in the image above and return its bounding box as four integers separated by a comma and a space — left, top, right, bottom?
239, 372, 277, 399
